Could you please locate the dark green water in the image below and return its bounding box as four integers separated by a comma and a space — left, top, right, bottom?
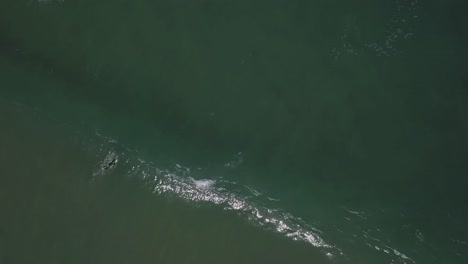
1, 0, 467, 263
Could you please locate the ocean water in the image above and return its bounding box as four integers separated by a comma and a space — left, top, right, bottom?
1, 0, 467, 263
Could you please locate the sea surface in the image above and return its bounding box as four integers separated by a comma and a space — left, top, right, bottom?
0, 0, 467, 263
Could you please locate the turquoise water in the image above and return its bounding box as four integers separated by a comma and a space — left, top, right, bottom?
1, 0, 467, 263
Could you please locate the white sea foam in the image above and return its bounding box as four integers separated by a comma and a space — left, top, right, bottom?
332, 0, 421, 59
92, 141, 337, 253
92, 134, 423, 263
190, 178, 216, 190
152, 172, 334, 250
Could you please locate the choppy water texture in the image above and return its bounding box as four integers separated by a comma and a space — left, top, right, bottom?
1, 0, 467, 263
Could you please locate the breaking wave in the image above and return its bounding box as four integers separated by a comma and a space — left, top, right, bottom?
90, 134, 341, 259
